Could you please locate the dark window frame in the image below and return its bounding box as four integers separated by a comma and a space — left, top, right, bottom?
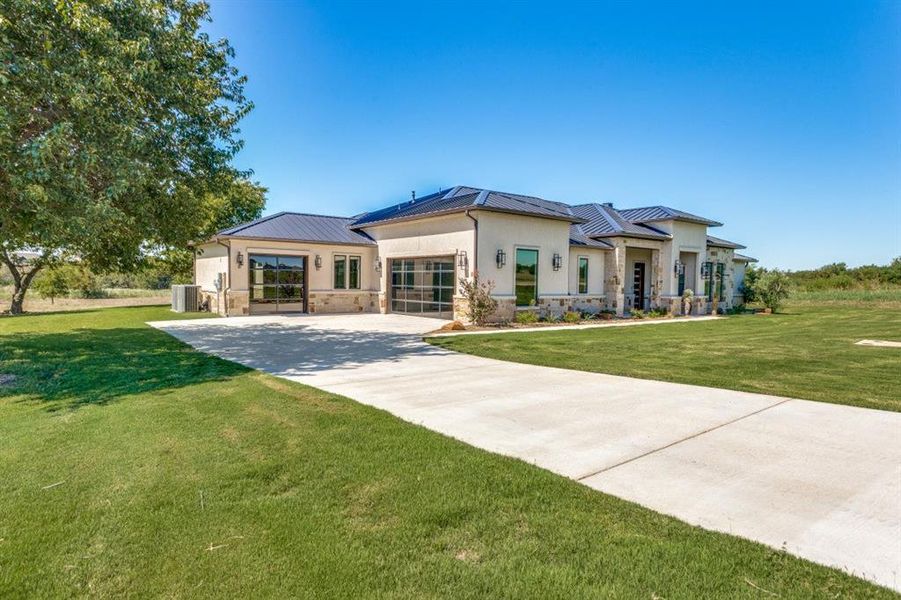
334, 255, 347, 289
514, 248, 539, 307
578, 256, 589, 295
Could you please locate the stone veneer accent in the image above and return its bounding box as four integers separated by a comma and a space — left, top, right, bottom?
200, 289, 250, 316
308, 291, 378, 314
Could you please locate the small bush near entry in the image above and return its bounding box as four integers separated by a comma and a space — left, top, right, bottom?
753, 269, 792, 313
458, 271, 498, 326
563, 311, 581, 323
515, 310, 539, 324
631, 309, 646, 319
647, 308, 669, 318
598, 310, 615, 320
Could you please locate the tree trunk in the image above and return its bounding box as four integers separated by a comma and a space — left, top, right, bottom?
1, 250, 43, 315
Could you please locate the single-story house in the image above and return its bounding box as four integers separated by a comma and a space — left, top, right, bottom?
193, 185, 754, 320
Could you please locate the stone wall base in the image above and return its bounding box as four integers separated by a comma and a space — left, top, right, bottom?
308, 291, 378, 314
199, 290, 250, 316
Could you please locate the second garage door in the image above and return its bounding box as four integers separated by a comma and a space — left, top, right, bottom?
390, 257, 455, 319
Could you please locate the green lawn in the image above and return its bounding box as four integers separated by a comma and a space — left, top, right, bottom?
0, 307, 893, 597
429, 295, 901, 412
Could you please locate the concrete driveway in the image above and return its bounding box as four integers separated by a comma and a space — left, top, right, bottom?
150, 313, 901, 592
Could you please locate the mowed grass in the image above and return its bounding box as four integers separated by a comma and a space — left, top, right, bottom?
0, 307, 893, 598
429, 292, 901, 412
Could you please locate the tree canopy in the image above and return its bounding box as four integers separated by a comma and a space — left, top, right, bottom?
0, 0, 263, 312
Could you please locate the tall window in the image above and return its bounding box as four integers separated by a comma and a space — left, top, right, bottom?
348, 256, 361, 289
334, 255, 346, 289
578, 257, 589, 294
515, 248, 539, 306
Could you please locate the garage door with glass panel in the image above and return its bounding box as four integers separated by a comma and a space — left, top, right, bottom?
390, 257, 455, 318
249, 254, 306, 314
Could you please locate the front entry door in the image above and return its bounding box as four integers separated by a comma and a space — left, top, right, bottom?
633, 262, 646, 310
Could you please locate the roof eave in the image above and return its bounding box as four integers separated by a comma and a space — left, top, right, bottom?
590, 231, 672, 241
355, 206, 586, 228
636, 216, 723, 227
216, 234, 376, 247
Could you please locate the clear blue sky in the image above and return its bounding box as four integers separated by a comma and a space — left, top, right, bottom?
205, 0, 900, 270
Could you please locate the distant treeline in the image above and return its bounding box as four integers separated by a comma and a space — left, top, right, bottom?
779, 258, 901, 291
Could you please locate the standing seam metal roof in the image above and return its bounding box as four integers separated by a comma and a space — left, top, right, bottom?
217, 212, 375, 245
706, 234, 746, 249
570, 203, 671, 240
617, 206, 723, 227
350, 186, 580, 227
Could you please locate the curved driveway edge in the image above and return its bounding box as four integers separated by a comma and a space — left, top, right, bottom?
150, 313, 901, 592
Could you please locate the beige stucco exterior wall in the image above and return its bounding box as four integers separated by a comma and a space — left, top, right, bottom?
361, 213, 475, 314
194, 242, 229, 292
475, 211, 571, 299
649, 220, 708, 298
193, 238, 378, 316
567, 247, 606, 295
223, 238, 378, 293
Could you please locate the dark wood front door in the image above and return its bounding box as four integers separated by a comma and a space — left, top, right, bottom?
633, 262, 646, 310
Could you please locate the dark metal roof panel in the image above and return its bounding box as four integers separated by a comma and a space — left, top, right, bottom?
570, 203, 671, 240
219, 212, 376, 245
618, 205, 723, 227
706, 235, 746, 249
570, 223, 614, 249
351, 186, 581, 227
733, 253, 758, 262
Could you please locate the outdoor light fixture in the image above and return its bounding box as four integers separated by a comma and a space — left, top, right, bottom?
236, 251, 244, 268
674, 259, 683, 275
374, 256, 382, 273
496, 249, 506, 269
314, 254, 322, 270
457, 250, 468, 269
552, 253, 562, 271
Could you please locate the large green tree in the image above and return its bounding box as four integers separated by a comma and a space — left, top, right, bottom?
0, 0, 264, 313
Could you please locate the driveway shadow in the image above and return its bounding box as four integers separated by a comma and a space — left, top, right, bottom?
159, 321, 451, 378
0, 326, 246, 411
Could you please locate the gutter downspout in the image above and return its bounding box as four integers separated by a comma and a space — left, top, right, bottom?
464, 210, 479, 278
214, 237, 231, 317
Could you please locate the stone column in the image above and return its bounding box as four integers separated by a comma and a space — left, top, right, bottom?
650, 248, 663, 309
604, 239, 627, 316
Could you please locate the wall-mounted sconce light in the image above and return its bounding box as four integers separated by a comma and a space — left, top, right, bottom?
674, 259, 684, 275
374, 256, 382, 273
457, 250, 468, 269
552, 253, 562, 271
236, 251, 244, 268
314, 254, 322, 270
496, 249, 506, 269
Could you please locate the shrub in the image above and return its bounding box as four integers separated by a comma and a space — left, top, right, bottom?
631, 309, 646, 319
647, 308, 669, 318
598, 310, 615, 321
515, 310, 538, 324
563, 311, 581, 323
753, 269, 791, 313
458, 271, 498, 326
